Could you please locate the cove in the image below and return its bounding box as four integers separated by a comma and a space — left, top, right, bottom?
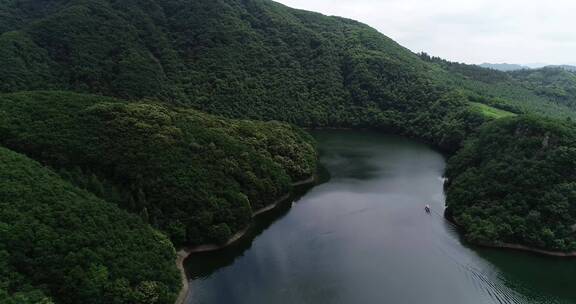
185, 130, 576, 304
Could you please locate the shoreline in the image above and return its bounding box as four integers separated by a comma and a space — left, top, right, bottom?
478, 242, 576, 257
444, 208, 576, 258
170, 159, 576, 304
174, 175, 317, 304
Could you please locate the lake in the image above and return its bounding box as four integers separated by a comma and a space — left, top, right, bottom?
185, 130, 576, 304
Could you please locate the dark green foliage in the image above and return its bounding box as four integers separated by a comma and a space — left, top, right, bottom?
0, 0, 486, 152
0, 0, 572, 130
1, 243, 53, 303
419, 52, 511, 84
1, 4, 576, 304
0, 91, 317, 246
0, 145, 180, 304
0, 31, 59, 92
0, 289, 53, 304
445, 116, 576, 251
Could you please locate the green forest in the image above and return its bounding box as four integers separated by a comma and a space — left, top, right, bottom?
0, 91, 317, 303
446, 116, 576, 251
0, 146, 180, 303
1, 0, 576, 303
0, 91, 317, 246
419, 53, 576, 119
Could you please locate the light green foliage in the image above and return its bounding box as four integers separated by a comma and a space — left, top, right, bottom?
469, 102, 515, 119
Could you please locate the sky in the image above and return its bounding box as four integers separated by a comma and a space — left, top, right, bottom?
274, 0, 576, 66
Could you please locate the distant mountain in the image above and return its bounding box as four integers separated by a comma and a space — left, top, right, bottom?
525, 63, 549, 69
479, 63, 530, 71
480, 63, 576, 72
546, 65, 576, 72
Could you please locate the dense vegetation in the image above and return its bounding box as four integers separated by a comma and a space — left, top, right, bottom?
2, 1, 576, 303
509, 68, 576, 108
0, 0, 495, 152
2, 0, 571, 146
1, 0, 573, 126
0, 91, 317, 246
0, 146, 180, 304
420, 54, 576, 119
445, 116, 576, 251
468, 102, 515, 120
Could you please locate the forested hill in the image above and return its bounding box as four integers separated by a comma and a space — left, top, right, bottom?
0, 145, 180, 303
0, 0, 498, 154
0, 0, 440, 124
3, 0, 576, 302
1, 0, 573, 136
420, 54, 576, 118
509, 68, 576, 109
0, 91, 317, 246
446, 116, 576, 251
0, 91, 318, 303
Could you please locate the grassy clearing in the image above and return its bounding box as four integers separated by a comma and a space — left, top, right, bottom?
469, 102, 516, 119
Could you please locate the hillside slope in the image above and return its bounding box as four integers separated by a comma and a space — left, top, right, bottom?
446, 116, 576, 251
0, 91, 317, 246
509, 67, 576, 109
1, 0, 572, 145
1, 2, 576, 298
0, 145, 180, 304
0, 0, 434, 108
0, 0, 492, 151
420, 54, 576, 119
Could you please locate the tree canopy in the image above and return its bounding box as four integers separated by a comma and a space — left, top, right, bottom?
446, 116, 576, 251
0, 91, 317, 245
0, 145, 180, 304
2, 1, 576, 303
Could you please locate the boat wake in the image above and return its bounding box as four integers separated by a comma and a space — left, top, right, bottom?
429, 212, 566, 304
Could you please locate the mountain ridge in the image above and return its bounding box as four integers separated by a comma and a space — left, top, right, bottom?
479, 63, 530, 71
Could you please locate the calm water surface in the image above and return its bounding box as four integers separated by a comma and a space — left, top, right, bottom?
185, 131, 576, 304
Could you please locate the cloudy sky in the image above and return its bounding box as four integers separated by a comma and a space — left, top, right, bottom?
274, 0, 576, 66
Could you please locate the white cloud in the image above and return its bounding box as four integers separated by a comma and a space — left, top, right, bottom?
273, 0, 576, 65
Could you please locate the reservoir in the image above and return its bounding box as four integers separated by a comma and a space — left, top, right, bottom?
185, 131, 576, 304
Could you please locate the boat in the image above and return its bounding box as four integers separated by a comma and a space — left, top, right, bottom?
425, 204, 431, 213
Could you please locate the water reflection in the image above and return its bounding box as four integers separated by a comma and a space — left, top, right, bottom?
187, 184, 317, 279
186, 131, 576, 304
